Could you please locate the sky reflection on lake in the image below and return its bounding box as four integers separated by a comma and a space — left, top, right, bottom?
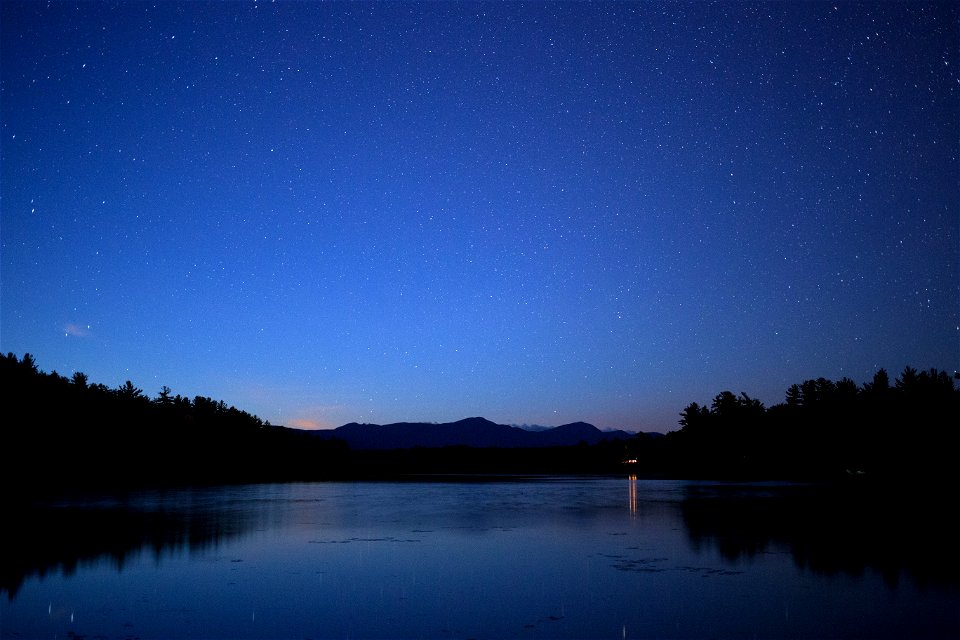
2, 478, 957, 639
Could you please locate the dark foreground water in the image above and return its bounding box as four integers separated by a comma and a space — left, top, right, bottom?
1, 477, 957, 639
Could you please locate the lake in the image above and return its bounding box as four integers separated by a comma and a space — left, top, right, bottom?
2, 477, 957, 639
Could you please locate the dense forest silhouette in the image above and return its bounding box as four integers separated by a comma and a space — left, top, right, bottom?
0, 352, 350, 492
648, 366, 959, 482
1, 352, 957, 492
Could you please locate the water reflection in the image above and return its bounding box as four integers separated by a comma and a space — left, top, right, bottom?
5, 479, 956, 601
679, 482, 960, 589
1, 486, 269, 599
2, 479, 957, 639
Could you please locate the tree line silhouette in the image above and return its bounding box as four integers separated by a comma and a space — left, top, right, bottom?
2, 352, 957, 491
635, 366, 959, 482
0, 352, 348, 493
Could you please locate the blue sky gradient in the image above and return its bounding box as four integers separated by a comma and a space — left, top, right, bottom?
2, 2, 956, 432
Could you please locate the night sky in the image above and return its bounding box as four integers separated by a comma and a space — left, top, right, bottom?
2, 2, 957, 433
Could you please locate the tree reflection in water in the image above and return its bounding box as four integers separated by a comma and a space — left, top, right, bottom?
0, 487, 265, 600
678, 482, 960, 590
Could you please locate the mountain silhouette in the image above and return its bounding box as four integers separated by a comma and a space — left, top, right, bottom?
311, 417, 632, 450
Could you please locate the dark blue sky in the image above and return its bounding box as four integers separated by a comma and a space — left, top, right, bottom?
2, 2, 957, 432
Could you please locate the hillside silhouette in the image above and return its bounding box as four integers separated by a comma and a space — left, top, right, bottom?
315, 417, 633, 449
1, 352, 957, 491
0, 353, 350, 492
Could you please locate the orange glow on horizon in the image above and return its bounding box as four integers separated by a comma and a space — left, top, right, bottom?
287, 418, 332, 430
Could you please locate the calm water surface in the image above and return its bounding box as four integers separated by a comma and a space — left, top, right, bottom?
2, 477, 957, 639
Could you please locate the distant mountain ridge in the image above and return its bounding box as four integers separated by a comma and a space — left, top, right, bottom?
310, 417, 633, 450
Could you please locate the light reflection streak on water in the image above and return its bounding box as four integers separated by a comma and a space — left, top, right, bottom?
627, 475, 638, 518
